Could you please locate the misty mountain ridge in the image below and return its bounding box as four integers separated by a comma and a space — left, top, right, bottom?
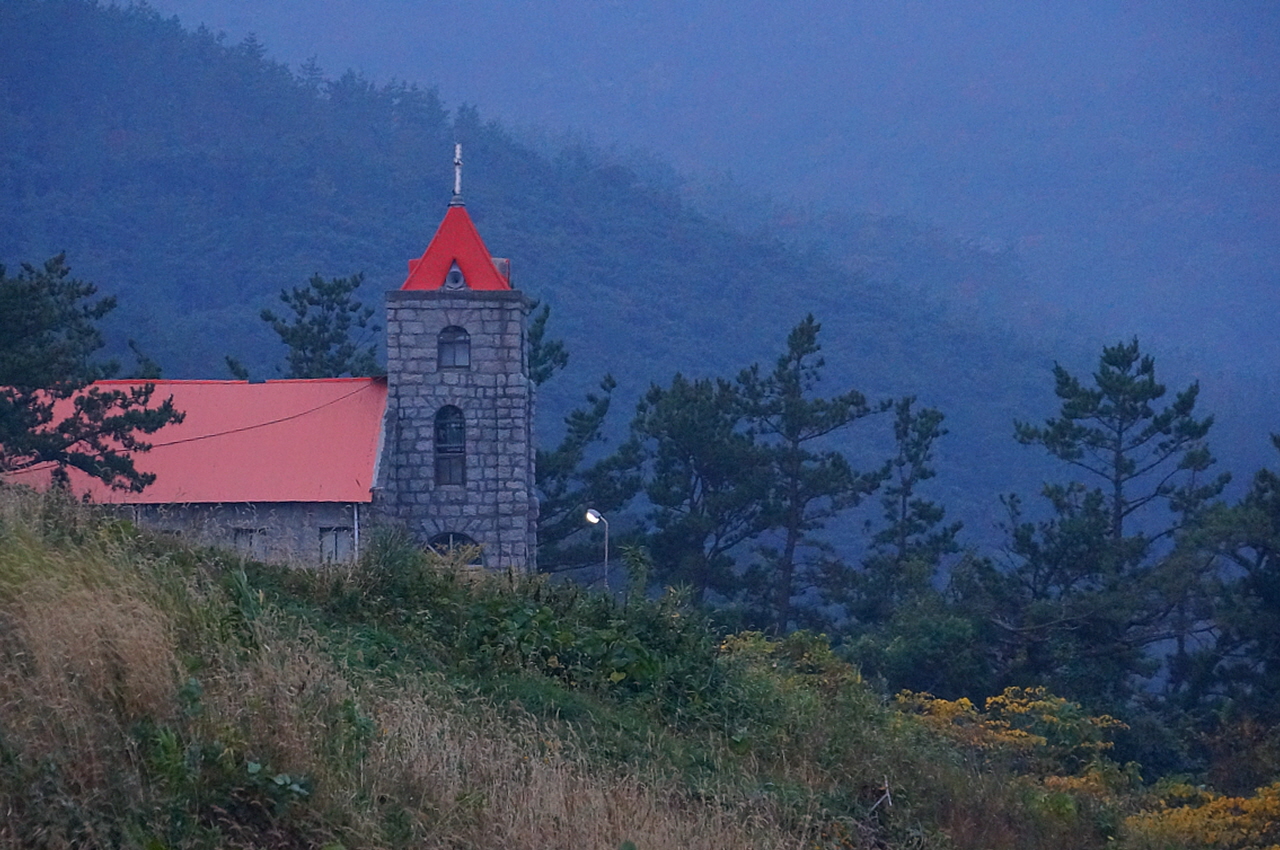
1, 0, 1276, 541
144, 0, 1280, 380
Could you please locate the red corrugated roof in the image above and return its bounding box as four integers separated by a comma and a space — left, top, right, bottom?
402, 204, 512, 291
8, 378, 387, 504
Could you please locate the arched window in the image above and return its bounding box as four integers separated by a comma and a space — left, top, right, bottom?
434, 406, 466, 485
428, 532, 483, 565
438, 325, 470, 369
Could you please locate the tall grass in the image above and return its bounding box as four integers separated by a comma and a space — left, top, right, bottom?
1, 484, 1159, 849
0, 488, 809, 848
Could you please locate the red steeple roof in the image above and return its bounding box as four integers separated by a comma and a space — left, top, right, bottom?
401, 203, 512, 291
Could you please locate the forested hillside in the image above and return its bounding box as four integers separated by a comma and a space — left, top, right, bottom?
5, 0, 1276, 519
8, 0, 1280, 605
1, 0, 1083, 526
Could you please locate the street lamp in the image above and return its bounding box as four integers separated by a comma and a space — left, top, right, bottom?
585, 508, 609, 590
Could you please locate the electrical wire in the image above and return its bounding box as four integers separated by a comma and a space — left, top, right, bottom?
148, 381, 378, 448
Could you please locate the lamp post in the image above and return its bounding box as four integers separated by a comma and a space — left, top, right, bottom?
585, 508, 609, 590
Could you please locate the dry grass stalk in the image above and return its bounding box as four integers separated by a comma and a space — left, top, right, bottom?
0, 519, 182, 847
359, 694, 811, 850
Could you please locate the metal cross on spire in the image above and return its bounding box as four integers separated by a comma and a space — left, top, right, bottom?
450, 143, 464, 205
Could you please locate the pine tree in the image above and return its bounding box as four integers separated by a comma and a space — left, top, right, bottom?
536, 374, 641, 568
1013, 338, 1227, 543
260, 272, 380, 378
1197, 434, 1280, 718
631, 373, 769, 599
0, 255, 183, 491
525, 303, 639, 570
853, 397, 960, 622
527, 302, 569, 387
976, 339, 1229, 709
738, 315, 887, 631
841, 397, 991, 698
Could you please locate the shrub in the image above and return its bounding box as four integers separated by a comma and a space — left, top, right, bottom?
1122, 782, 1280, 850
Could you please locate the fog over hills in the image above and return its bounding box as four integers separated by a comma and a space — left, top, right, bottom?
146, 0, 1280, 375
2, 0, 1277, 548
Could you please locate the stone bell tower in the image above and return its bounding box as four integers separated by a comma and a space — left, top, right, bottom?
378, 147, 536, 570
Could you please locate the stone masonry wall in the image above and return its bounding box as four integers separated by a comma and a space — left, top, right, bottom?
379, 289, 537, 570
129, 502, 363, 564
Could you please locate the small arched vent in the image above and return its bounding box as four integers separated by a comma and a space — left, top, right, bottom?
444, 261, 466, 290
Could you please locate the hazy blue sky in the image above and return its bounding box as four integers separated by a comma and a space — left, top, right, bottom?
144, 0, 1279, 371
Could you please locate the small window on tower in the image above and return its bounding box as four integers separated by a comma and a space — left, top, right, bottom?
435, 405, 466, 485
438, 326, 470, 369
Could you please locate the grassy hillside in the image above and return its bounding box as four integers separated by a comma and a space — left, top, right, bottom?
9, 484, 1279, 850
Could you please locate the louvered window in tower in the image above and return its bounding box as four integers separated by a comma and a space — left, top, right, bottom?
434, 406, 466, 485
438, 326, 470, 369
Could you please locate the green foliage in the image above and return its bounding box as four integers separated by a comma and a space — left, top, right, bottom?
630, 373, 770, 598
529, 305, 643, 570
846, 396, 960, 624
871, 398, 962, 576
535, 374, 640, 568
1202, 434, 1280, 719
259, 272, 381, 378
961, 340, 1231, 714
737, 314, 889, 631
844, 588, 996, 699
334, 528, 723, 712
990, 485, 1160, 704
808, 394, 989, 699
0, 254, 184, 490
1013, 338, 1228, 542
140, 722, 314, 845
527, 301, 569, 387
1166, 434, 1280, 792
127, 339, 164, 380
6, 485, 1273, 850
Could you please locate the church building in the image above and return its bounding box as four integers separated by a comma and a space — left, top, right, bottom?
9, 153, 539, 570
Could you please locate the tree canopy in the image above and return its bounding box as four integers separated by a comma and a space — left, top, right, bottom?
0, 255, 182, 491
1014, 338, 1228, 542
258, 273, 381, 379
737, 315, 888, 631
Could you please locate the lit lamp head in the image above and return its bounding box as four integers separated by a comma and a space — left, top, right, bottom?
585, 509, 603, 525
